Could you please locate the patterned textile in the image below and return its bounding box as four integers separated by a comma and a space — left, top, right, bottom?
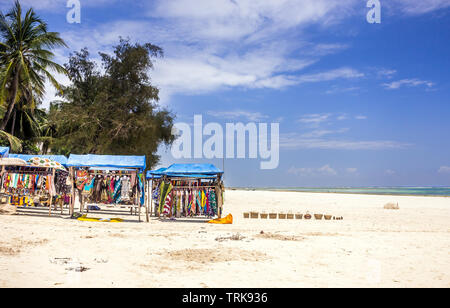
27, 157, 66, 171
76, 170, 89, 190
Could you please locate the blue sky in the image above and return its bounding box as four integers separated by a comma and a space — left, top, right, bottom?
2, 0, 450, 187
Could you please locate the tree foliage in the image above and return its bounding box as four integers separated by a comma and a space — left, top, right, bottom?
0, 0, 67, 150
49, 39, 175, 168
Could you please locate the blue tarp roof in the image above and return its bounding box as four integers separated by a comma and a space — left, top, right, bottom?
146, 164, 223, 179
0, 147, 10, 157
146, 168, 167, 177
90, 167, 137, 172
165, 164, 223, 175
9, 154, 68, 166
67, 154, 146, 171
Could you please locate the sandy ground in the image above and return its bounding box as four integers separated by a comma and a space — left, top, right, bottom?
0, 189, 449, 288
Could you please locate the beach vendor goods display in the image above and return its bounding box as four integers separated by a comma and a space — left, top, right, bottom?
148, 164, 224, 219
68, 155, 146, 211
75, 171, 144, 206
153, 179, 221, 218
0, 157, 72, 209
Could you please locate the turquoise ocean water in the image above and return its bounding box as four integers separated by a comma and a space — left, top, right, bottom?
247, 187, 450, 197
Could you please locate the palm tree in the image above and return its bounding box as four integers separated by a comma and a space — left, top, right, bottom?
0, 0, 67, 131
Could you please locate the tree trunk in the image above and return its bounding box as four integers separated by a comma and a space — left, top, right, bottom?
0, 71, 20, 131
10, 109, 16, 136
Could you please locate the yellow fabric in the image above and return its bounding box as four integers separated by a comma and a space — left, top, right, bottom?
77, 215, 123, 223
11, 196, 33, 207
208, 214, 233, 224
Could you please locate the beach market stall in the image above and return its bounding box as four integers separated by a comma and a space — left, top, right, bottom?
0, 156, 71, 215
66, 154, 146, 221
146, 164, 224, 221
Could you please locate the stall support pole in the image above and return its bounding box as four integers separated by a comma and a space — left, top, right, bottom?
145, 179, 149, 222
138, 189, 141, 223
69, 167, 74, 216
150, 179, 154, 218
49, 168, 55, 217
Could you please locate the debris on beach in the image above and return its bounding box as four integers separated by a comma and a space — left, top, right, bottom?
66, 265, 90, 272
384, 202, 400, 210
94, 258, 108, 264
255, 232, 304, 242
215, 233, 245, 242
49, 257, 72, 265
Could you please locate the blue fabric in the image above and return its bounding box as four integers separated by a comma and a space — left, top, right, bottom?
67, 154, 146, 171
146, 164, 222, 179
8, 154, 68, 166
0, 147, 10, 157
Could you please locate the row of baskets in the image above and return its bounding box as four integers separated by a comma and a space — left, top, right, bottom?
243, 212, 343, 220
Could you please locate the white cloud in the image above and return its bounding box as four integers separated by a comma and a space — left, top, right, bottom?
383, 78, 434, 90
326, 86, 360, 95
21, 0, 445, 105
298, 67, 364, 83
390, 0, 450, 15
288, 164, 337, 176
0, 0, 120, 11
41, 71, 71, 108
281, 133, 411, 150
298, 113, 366, 127
385, 169, 396, 175
346, 168, 358, 174
377, 69, 397, 79
318, 164, 337, 175
438, 166, 450, 174
307, 43, 349, 56
298, 113, 332, 125
207, 110, 268, 122
149, 0, 359, 42
337, 113, 349, 121
301, 128, 349, 138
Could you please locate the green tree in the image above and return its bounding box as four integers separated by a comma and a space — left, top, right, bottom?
0, 0, 67, 132
50, 39, 175, 168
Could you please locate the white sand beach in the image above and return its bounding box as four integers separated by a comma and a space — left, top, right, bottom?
1, 189, 449, 288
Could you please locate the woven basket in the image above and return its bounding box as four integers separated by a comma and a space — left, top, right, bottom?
250, 212, 259, 219
295, 214, 303, 219
304, 214, 312, 220
324, 215, 332, 220
269, 213, 277, 219
260, 213, 268, 219
287, 213, 294, 219
243, 213, 250, 219
278, 213, 287, 219
314, 214, 323, 220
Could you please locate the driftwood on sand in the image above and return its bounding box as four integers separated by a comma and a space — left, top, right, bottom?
384, 202, 400, 210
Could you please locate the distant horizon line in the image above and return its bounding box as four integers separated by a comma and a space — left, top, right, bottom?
229, 186, 450, 189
